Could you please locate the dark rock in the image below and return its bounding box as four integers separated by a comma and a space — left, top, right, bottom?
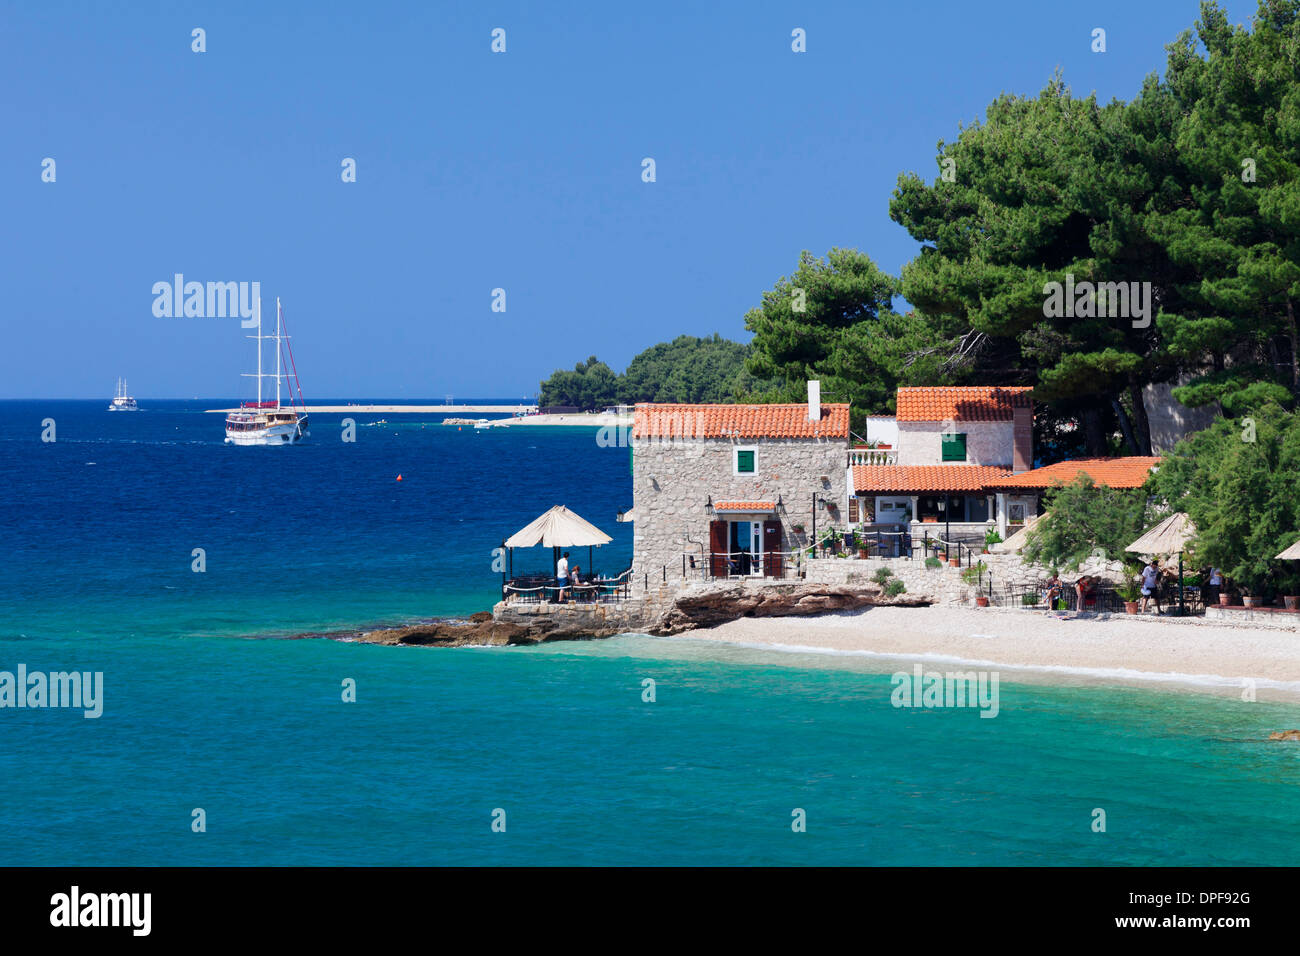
652, 582, 917, 635
360, 619, 526, 647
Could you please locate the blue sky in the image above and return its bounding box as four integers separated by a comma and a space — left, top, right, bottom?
1, 0, 1260, 398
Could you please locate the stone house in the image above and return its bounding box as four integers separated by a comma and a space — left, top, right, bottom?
631, 382, 849, 579
848, 386, 1039, 545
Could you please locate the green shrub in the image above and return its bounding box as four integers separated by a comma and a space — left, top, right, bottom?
960, 560, 988, 586
1021, 593, 1039, 606
924, 556, 942, 569
885, 579, 907, 597
871, 567, 894, 585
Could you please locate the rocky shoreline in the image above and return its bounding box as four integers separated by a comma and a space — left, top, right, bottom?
321, 581, 922, 648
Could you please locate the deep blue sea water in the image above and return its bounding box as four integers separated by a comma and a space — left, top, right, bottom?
3, 400, 1300, 865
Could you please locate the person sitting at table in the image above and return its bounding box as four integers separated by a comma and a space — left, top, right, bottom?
569, 564, 582, 600
1043, 573, 1064, 608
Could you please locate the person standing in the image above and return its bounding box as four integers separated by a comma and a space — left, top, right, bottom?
1140, 558, 1162, 614
1206, 566, 1223, 605
556, 551, 570, 603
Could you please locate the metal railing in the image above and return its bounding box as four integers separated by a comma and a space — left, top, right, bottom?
502, 568, 633, 604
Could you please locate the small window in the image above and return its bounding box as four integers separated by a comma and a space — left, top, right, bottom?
735, 448, 756, 474
941, 433, 967, 462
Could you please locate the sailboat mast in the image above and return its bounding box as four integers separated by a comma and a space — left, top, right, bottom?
256, 296, 263, 406
276, 297, 282, 409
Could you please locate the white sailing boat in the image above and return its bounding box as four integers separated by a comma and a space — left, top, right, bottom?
108, 378, 138, 411
224, 297, 310, 445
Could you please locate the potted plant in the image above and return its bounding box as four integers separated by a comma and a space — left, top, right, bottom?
983, 529, 1002, 554
1242, 585, 1258, 608
948, 552, 962, 568
1278, 569, 1299, 610
1117, 578, 1142, 614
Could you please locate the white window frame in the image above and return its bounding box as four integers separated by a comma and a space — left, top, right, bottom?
733, 445, 758, 476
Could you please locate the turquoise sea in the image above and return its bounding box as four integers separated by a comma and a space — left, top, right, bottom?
3, 400, 1300, 865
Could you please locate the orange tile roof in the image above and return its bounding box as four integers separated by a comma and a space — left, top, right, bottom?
896, 386, 1033, 422
988, 457, 1161, 490
633, 403, 850, 439
852, 464, 1013, 493
713, 500, 776, 512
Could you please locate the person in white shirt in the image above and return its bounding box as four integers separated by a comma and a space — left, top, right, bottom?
556, 552, 570, 603
1140, 558, 1161, 613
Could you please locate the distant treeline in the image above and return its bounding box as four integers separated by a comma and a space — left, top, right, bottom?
538, 334, 779, 409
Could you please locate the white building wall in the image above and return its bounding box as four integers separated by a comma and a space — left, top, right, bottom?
864, 416, 899, 447
896, 421, 1015, 467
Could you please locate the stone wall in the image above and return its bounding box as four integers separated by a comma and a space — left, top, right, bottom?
804, 551, 1126, 606
632, 435, 847, 577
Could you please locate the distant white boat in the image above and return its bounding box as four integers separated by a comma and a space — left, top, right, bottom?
108, 378, 138, 411
225, 297, 309, 446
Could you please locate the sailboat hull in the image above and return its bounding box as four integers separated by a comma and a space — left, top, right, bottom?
224, 412, 307, 445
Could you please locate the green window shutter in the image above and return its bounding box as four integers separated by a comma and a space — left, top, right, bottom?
736, 449, 755, 473
941, 433, 967, 462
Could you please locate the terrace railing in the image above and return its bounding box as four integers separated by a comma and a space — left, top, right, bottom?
848, 447, 898, 466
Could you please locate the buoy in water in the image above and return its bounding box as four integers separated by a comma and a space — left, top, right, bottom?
396, 474, 403, 482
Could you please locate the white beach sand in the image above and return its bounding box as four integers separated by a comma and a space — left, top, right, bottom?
686, 606, 1300, 698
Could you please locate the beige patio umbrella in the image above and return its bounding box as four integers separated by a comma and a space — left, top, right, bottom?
1275, 538, 1300, 560
1127, 512, 1196, 614
990, 513, 1044, 553
503, 505, 613, 581
1127, 512, 1195, 556
505, 505, 613, 548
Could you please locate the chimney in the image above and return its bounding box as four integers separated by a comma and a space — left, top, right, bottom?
807, 380, 821, 422
1012, 400, 1033, 473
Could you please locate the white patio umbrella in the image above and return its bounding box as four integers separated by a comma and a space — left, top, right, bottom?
503, 505, 613, 581
1127, 513, 1196, 614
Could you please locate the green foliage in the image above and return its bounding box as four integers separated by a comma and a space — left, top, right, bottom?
885, 6, 1300, 453
1152, 402, 1300, 596
885, 579, 907, 597
619, 334, 766, 404
924, 556, 942, 569
1117, 577, 1143, 603
960, 560, 987, 586
538, 355, 621, 409
1023, 477, 1150, 570
538, 335, 777, 410
742, 248, 949, 428
871, 567, 894, 585
984, 529, 1002, 546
